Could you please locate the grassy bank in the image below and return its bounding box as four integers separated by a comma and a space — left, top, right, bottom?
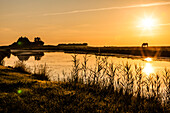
0, 62, 169, 112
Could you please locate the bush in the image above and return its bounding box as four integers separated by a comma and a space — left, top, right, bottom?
14, 61, 29, 73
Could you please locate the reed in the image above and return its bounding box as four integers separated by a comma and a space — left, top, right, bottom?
81, 54, 89, 83
32, 63, 50, 81
163, 68, 170, 107
60, 55, 170, 112
14, 61, 50, 80
71, 54, 80, 83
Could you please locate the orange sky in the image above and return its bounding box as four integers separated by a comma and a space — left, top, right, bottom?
0, 0, 170, 46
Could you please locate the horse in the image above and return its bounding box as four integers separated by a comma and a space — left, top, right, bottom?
142, 43, 148, 47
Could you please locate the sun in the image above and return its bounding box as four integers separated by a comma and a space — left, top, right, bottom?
138, 17, 157, 30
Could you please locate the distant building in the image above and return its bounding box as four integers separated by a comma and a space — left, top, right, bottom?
10, 36, 44, 48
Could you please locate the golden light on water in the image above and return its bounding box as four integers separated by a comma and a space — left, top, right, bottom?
144, 57, 152, 62
143, 63, 154, 76
143, 57, 154, 76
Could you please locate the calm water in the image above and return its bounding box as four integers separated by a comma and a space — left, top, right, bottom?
3, 51, 170, 81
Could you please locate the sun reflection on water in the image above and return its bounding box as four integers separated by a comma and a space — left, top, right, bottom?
143, 57, 155, 76
143, 63, 154, 76
144, 57, 152, 62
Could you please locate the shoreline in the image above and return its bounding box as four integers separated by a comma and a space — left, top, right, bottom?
1, 45, 170, 58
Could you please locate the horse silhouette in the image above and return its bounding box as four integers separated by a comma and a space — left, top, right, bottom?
142, 43, 148, 47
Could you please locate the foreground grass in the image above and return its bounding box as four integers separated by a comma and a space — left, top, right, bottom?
0, 65, 169, 113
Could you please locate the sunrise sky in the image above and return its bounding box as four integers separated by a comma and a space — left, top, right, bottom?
1, 0, 170, 46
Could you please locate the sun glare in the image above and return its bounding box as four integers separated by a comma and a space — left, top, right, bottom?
143, 63, 154, 76
144, 57, 152, 62
138, 17, 157, 30
143, 57, 154, 76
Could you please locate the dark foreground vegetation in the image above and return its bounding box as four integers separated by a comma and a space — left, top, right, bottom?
0, 49, 10, 65
0, 55, 170, 112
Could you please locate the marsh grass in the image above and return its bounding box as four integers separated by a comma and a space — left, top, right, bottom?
14, 61, 30, 74
1, 55, 169, 112
163, 68, 170, 107
13, 61, 50, 80
60, 55, 170, 112
32, 63, 50, 81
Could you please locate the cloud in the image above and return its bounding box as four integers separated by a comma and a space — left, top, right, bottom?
42, 2, 170, 16
0, 28, 12, 32
158, 23, 170, 26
